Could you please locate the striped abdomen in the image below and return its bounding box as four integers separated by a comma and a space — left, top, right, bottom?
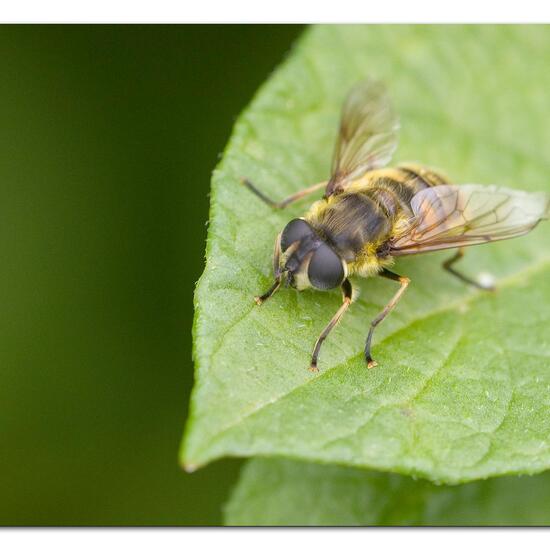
365, 164, 449, 219
308, 164, 449, 263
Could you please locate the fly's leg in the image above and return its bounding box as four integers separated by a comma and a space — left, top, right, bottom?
255, 279, 281, 305
241, 178, 326, 209
443, 248, 495, 291
365, 269, 410, 369
310, 279, 353, 372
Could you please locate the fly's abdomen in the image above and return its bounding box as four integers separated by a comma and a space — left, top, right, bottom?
398, 163, 449, 187
366, 164, 450, 217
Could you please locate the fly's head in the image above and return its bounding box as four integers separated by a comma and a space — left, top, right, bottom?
279, 218, 347, 292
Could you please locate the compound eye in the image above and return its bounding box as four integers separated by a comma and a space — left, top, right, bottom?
280, 219, 314, 251
308, 242, 345, 290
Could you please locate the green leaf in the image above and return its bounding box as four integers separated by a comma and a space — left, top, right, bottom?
224, 458, 550, 526
181, 25, 550, 483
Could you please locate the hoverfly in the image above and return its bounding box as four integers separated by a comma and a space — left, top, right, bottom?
243, 79, 550, 372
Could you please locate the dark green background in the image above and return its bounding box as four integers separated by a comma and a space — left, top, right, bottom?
0, 25, 302, 525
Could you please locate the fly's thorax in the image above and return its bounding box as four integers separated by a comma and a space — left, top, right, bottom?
279, 218, 347, 291
305, 190, 392, 265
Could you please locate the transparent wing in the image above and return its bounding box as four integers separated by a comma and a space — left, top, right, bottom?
325, 79, 399, 197
390, 184, 550, 256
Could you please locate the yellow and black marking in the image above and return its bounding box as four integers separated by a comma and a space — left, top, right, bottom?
305, 164, 449, 277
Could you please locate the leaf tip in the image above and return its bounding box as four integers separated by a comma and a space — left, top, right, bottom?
181, 460, 200, 473
179, 441, 204, 473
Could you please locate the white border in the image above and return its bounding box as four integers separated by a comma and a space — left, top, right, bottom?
0, 528, 547, 549
0, 3, 548, 543
1, 0, 550, 23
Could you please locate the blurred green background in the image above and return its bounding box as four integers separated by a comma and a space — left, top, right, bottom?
0, 25, 303, 525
